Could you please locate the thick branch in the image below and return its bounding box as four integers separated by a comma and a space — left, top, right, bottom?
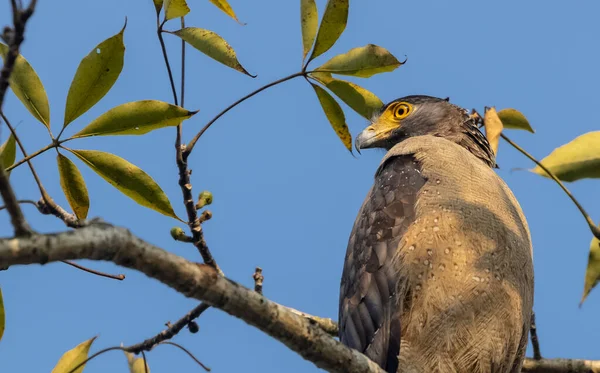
522, 358, 600, 373
0, 224, 384, 373
1, 225, 596, 373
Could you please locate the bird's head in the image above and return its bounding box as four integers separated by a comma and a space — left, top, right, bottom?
355, 95, 496, 167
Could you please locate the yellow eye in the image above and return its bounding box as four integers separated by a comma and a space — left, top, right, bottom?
392, 102, 412, 119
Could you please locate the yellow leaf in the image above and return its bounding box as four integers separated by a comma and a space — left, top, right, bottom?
308, 0, 348, 62
311, 73, 382, 119
300, 0, 318, 62
173, 28, 254, 76
0, 43, 50, 129
57, 154, 90, 220
68, 149, 180, 219
310, 82, 351, 151
153, 0, 163, 14
483, 107, 503, 156
0, 288, 5, 342
164, 0, 190, 20
0, 134, 16, 175
531, 131, 600, 182
208, 0, 240, 23
316, 44, 403, 78
124, 351, 151, 373
63, 22, 126, 127
51, 337, 96, 373
581, 236, 600, 305
497, 108, 534, 133
71, 100, 197, 138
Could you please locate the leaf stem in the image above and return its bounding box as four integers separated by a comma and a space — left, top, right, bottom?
0, 199, 37, 211
6, 142, 54, 171
1, 112, 47, 198
184, 71, 307, 157
1, 113, 82, 228
175, 16, 185, 165
159, 342, 211, 371
501, 133, 600, 239
157, 20, 178, 106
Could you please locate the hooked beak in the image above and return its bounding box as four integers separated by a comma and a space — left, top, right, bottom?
355, 121, 398, 153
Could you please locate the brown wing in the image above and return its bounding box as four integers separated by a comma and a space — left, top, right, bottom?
339, 155, 426, 372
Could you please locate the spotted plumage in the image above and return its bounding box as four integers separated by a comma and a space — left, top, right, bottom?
340, 95, 533, 373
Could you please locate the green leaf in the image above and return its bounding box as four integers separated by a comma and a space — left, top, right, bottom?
531, 131, 600, 182
209, 0, 240, 23
173, 28, 254, 76
483, 107, 503, 156
316, 44, 404, 78
0, 43, 50, 130
311, 72, 383, 119
51, 337, 96, 373
300, 0, 318, 62
310, 82, 351, 151
308, 0, 348, 62
124, 351, 151, 373
0, 134, 16, 175
0, 288, 5, 343
63, 22, 126, 127
497, 108, 534, 133
581, 236, 600, 305
153, 0, 163, 14
71, 100, 197, 138
68, 149, 179, 219
164, 0, 190, 20
57, 154, 89, 220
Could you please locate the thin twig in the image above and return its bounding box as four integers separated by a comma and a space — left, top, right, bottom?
1, 113, 45, 194
1, 113, 83, 228
175, 16, 186, 164
62, 260, 125, 280
159, 342, 211, 371
65, 346, 126, 373
35, 197, 87, 228
180, 17, 186, 108
5, 142, 54, 171
158, 15, 220, 270
530, 312, 542, 360
0, 199, 37, 210
157, 19, 178, 106
0, 0, 37, 237
184, 71, 307, 157
141, 350, 149, 373
253, 267, 264, 294
500, 133, 600, 239
124, 302, 210, 353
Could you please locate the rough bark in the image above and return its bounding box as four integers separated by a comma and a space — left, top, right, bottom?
0, 223, 596, 373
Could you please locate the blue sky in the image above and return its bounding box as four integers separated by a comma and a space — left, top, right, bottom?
1, 0, 599, 372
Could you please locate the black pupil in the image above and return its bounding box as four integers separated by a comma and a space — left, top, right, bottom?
397, 107, 405, 116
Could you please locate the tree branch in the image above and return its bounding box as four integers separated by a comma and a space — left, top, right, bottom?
522, 358, 600, 373
0, 223, 384, 373
0, 0, 37, 237
530, 312, 542, 360
0, 225, 597, 373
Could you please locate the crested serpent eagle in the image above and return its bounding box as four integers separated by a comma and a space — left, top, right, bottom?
339, 95, 534, 373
